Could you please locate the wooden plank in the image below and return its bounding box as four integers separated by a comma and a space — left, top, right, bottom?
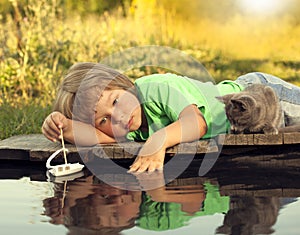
252, 189, 282, 197
253, 134, 283, 145
0, 134, 220, 161
219, 134, 236, 145
219, 188, 297, 197
102, 144, 116, 159
2, 132, 300, 162
282, 189, 300, 197
166, 145, 178, 154
236, 134, 254, 145
217, 134, 254, 146
0, 149, 30, 161
198, 139, 219, 153
217, 133, 299, 146
219, 133, 284, 145
123, 142, 142, 158
178, 141, 199, 154
284, 132, 300, 144
0, 134, 78, 152
113, 145, 125, 159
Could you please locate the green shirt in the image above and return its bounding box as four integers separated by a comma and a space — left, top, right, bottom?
137, 182, 230, 231
127, 73, 243, 141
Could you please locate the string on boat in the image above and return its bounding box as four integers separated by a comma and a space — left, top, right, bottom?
60, 128, 68, 164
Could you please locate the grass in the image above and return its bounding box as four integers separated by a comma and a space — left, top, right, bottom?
0, 0, 300, 140
0, 102, 51, 140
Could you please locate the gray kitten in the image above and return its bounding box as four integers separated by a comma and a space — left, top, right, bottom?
216, 84, 283, 134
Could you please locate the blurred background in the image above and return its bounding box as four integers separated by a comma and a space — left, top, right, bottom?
0, 0, 300, 139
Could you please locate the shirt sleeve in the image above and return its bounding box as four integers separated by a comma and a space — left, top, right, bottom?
136, 74, 205, 122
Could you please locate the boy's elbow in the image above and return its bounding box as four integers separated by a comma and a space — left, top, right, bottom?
198, 115, 208, 138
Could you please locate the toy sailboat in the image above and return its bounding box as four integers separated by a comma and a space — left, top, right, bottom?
46, 128, 84, 177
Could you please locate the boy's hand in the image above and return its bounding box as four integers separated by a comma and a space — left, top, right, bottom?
128, 133, 166, 173
128, 105, 207, 173
128, 148, 165, 173
42, 111, 69, 142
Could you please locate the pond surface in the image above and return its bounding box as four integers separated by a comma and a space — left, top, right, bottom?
1, 159, 300, 235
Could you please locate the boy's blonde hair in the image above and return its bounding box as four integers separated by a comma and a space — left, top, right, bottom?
53, 62, 134, 124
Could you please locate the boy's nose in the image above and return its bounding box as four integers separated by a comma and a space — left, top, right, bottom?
112, 114, 124, 125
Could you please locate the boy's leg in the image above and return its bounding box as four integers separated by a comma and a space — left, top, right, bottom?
235, 72, 300, 126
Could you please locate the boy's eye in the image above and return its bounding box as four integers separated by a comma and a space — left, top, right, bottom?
113, 98, 119, 105
100, 117, 108, 125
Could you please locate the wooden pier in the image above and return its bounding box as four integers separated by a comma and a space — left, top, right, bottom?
1, 133, 300, 200
0, 133, 300, 165
0, 134, 218, 161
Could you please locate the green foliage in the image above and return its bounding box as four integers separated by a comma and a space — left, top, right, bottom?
0, 0, 132, 18
61, 0, 131, 16
0, 0, 74, 106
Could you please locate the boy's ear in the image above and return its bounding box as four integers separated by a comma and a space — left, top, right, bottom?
216, 94, 234, 104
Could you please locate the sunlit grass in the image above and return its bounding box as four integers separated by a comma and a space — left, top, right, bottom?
0, 102, 51, 140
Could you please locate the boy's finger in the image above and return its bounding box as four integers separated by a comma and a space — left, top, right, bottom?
129, 156, 141, 169
41, 127, 58, 142
50, 114, 64, 130
136, 161, 151, 173
45, 128, 59, 142
147, 162, 157, 172
128, 163, 139, 172
47, 120, 61, 136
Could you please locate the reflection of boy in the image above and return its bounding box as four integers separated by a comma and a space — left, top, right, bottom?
137, 183, 229, 231
43, 176, 142, 233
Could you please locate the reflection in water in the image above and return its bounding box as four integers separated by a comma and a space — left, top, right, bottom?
43, 174, 141, 234
43, 172, 230, 234
138, 182, 229, 231
217, 196, 280, 235
2, 153, 300, 234
42, 170, 296, 235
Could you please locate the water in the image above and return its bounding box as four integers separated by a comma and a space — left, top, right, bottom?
0, 159, 300, 235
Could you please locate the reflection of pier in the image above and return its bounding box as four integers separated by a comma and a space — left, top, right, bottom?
41, 173, 299, 235
1, 156, 300, 198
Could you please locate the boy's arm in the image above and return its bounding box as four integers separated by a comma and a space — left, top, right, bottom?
129, 104, 207, 172
64, 119, 116, 146
42, 111, 116, 146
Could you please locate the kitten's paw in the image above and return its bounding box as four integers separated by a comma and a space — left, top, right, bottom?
230, 127, 243, 134
263, 127, 279, 135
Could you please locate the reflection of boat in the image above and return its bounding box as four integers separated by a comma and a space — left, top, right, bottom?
46, 169, 84, 183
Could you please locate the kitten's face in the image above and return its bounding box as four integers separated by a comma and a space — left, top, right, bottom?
217, 94, 255, 134
225, 100, 250, 134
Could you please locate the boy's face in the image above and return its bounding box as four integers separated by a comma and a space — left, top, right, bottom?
94, 89, 142, 138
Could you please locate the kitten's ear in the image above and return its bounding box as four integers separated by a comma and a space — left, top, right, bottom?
231, 99, 246, 111
216, 94, 234, 104
231, 95, 256, 111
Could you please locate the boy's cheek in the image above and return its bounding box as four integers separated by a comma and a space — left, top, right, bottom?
96, 125, 115, 138
112, 126, 129, 137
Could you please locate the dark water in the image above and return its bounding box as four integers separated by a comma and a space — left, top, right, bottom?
1, 154, 300, 235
